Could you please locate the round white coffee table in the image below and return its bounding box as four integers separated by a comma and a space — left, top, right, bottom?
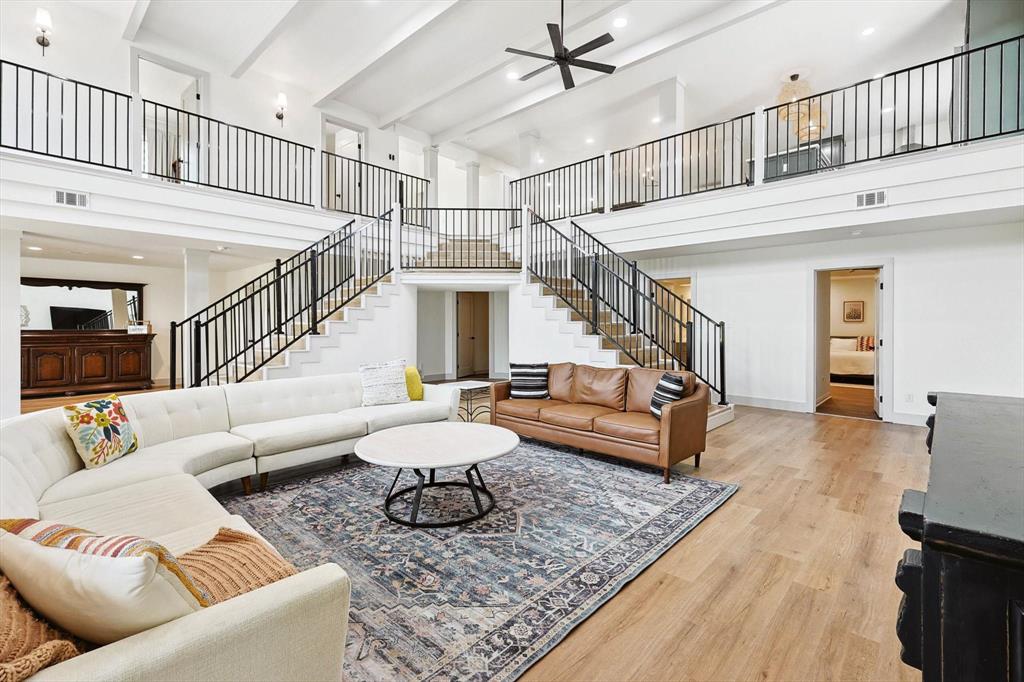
354, 422, 520, 528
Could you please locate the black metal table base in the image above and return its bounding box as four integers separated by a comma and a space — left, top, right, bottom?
384, 464, 494, 528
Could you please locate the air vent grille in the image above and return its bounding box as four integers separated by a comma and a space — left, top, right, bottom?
55, 190, 89, 208
856, 190, 887, 209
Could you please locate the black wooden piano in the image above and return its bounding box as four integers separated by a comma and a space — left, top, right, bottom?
897, 392, 1024, 681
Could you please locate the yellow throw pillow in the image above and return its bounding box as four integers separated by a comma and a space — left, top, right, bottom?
61, 395, 138, 469
405, 366, 424, 401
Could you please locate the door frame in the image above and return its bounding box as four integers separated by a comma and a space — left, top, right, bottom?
320, 114, 366, 160
805, 257, 894, 422
130, 48, 209, 115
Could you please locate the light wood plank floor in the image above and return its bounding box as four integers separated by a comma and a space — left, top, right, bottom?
818, 384, 880, 420
524, 406, 927, 682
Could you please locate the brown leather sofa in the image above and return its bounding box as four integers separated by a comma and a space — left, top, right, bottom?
490, 363, 709, 482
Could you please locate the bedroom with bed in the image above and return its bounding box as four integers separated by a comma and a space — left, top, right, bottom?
815, 268, 881, 420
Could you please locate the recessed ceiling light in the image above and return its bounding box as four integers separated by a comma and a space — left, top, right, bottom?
613, 17, 627, 28
131, 255, 145, 260
585, 137, 594, 144
506, 71, 519, 80
27, 245, 43, 251
873, 73, 885, 79
537, 157, 545, 164
651, 116, 661, 124
861, 27, 875, 36
851, 230, 863, 236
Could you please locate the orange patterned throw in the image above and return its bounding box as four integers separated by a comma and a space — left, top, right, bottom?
178, 528, 298, 604
0, 577, 85, 682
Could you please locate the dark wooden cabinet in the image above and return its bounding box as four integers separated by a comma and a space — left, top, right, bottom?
21, 331, 155, 398
896, 392, 1024, 682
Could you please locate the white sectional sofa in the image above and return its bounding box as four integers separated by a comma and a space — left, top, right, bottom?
0, 373, 460, 681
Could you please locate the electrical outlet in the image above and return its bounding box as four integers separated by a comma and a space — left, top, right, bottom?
904, 393, 914, 403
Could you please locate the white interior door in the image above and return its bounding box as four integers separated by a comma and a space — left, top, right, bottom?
873, 273, 882, 416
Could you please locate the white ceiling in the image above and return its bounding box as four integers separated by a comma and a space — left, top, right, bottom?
83, 0, 968, 169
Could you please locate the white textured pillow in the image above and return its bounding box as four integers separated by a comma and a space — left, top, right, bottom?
360, 359, 411, 407
0, 520, 207, 644
831, 337, 857, 350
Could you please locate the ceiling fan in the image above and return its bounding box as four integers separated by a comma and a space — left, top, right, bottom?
505, 0, 616, 91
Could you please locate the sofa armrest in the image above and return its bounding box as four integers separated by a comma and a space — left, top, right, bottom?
659, 382, 710, 467
33, 564, 351, 682
490, 381, 511, 424
423, 383, 460, 421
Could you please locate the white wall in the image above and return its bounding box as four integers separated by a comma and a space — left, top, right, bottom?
507, 281, 616, 367
640, 222, 1024, 424
438, 155, 467, 207
1, 228, 21, 418
489, 290, 509, 378
416, 289, 447, 380
830, 273, 876, 336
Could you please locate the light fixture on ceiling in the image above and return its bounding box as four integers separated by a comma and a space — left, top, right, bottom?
216, 245, 229, 252
777, 73, 824, 143
537, 157, 545, 165
651, 116, 661, 124
506, 71, 519, 80
275, 93, 287, 127
613, 17, 628, 29
34, 8, 52, 56
851, 230, 863, 236
131, 255, 145, 260
27, 245, 43, 251
585, 137, 594, 144
873, 73, 885, 80
861, 27, 875, 36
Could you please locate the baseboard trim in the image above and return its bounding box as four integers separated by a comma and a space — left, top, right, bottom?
890, 411, 929, 427
729, 394, 809, 412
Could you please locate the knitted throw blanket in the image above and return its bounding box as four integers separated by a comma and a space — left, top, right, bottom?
0, 576, 86, 682
178, 528, 298, 604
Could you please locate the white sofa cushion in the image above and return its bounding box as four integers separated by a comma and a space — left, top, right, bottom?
122, 386, 231, 448
153, 514, 269, 557
0, 520, 206, 644
38, 432, 254, 505
39, 474, 229, 539
359, 359, 410, 406
0, 409, 83, 501
231, 414, 366, 457
340, 401, 451, 433
223, 374, 362, 427
0, 457, 39, 518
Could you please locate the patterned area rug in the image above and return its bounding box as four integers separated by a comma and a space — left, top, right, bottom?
220, 439, 737, 681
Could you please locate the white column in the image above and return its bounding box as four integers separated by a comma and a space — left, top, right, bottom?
466, 161, 480, 239
753, 106, 766, 186
657, 78, 686, 199
183, 248, 210, 316
390, 201, 403, 275
423, 145, 439, 207
0, 228, 22, 418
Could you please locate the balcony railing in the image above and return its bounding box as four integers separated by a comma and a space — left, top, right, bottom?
508, 155, 605, 224
763, 34, 1024, 180
142, 100, 315, 205
0, 60, 131, 171
322, 151, 430, 222
400, 208, 520, 270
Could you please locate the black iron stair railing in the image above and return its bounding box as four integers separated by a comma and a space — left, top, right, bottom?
527, 211, 726, 403
169, 211, 392, 388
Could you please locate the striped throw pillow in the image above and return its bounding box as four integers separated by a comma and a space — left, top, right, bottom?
509, 363, 549, 399
856, 335, 875, 351
650, 373, 687, 420
0, 519, 208, 644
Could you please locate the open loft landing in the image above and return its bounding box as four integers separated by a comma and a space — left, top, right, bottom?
1, 1, 1022, 681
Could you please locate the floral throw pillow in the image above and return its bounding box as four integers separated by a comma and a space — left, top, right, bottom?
61, 395, 138, 469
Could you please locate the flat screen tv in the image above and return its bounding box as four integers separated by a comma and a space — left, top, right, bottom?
50, 306, 108, 330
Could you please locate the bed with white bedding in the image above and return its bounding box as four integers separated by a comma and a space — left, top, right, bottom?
830, 336, 874, 383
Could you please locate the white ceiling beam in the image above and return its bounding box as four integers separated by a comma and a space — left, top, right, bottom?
377, 0, 629, 129
230, 0, 302, 79
432, 0, 781, 146
313, 0, 462, 108
121, 0, 151, 41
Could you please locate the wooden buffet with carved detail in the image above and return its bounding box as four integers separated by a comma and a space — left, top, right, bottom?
20, 330, 155, 398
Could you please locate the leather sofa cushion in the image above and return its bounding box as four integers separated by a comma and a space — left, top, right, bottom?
593, 412, 661, 445
340, 402, 450, 433
539, 404, 619, 431
626, 368, 696, 413
572, 365, 627, 410
496, 399, 567, 421
548, 363, 575, 402
38, 432, 255, 505
231, 414, 367, 457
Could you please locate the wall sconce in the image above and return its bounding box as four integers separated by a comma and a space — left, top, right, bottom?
35, 8, 53, 55
275, 92, 287, 126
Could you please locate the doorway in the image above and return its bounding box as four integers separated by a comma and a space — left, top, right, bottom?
136, 54, 204, 182
456, 292, 489, 378
323, 120, 363, 160
814, 267, 882, 420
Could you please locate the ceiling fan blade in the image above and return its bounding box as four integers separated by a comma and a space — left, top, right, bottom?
520, 62, 557, 81
568, 58, 616, 74
558, 62, 575, 90
567, 32, 614, 58
505, 47, 556, 61
547, 23, 564, 56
